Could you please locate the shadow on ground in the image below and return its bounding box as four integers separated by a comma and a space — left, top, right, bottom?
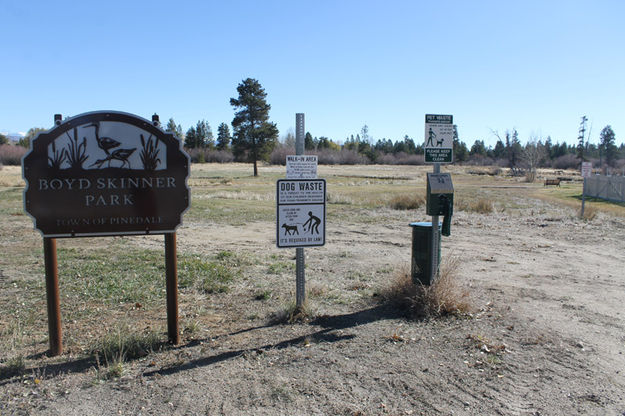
0, 304, 404, 384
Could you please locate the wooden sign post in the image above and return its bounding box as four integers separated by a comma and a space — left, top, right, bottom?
23, 111, 190, 355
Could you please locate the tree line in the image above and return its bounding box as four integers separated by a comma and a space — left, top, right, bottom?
4, 78, 623, 175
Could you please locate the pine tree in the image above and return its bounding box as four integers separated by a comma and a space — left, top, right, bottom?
304, 132, 315, 150
166, 118, 184, 139
216, 123, 232, 150
194, 120, 214, 149
230, 78, 279, 176
599, 125, 617, 169
184, 126, 197, 148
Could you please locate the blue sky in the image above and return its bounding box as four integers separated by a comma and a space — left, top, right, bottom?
1, 0, 623, 147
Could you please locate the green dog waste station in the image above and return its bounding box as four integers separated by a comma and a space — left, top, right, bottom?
410, 171, 454, 286
409, 222, 441, 286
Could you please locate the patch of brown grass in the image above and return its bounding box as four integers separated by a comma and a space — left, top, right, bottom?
270, 301, 315, 324
378, 257, 471, 318
456, 198, 494, 214
579, 205, 597, 221
388, 194, 424, 210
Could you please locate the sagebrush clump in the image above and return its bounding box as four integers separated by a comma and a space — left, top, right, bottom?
378, 257, 471, 318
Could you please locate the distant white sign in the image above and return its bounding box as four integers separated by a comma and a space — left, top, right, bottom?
581, 162, 592, 178
424, 114, 454, 163
286, 155, 318, 179
276, 179, 325, 248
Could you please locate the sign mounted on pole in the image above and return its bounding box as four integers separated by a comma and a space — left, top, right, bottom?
424, 114, 454, 163
286, 155, 318, 179
276, 179, 326, 248
22, 111, 190, 237
21, 111, 190, 355
581, 161, 592, 178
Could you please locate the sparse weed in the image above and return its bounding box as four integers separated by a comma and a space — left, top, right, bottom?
270, 301, 314, 324
0, 355, 26, 378
268, 262, 293, 275
255, 290, 272, 301
308, 284, 328, 298
378, 257, 471, 318
182, 320, 200, 336
92, 325, 162, 379
179, 256, 236, 294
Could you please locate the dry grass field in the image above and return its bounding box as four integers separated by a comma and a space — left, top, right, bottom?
1, 162, 624, 415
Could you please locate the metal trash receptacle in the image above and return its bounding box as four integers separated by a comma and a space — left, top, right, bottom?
409, 222, 441, 285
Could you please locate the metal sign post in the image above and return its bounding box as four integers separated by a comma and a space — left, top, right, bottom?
430, 164, 440, 283
424, 114, 454, 283
295, 113, 306, 308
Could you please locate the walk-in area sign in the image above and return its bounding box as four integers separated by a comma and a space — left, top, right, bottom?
276, 179, 325, 248
425, 114, 454, 163
286, 155, 318, 179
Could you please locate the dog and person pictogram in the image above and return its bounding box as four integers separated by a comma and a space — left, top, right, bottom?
426, 127, 445, 147
281, 211, 321, 236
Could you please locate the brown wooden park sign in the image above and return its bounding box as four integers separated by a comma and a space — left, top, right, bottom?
22, 111, 190, 355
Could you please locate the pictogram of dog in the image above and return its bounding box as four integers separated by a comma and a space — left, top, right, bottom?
282, 223, 299, 235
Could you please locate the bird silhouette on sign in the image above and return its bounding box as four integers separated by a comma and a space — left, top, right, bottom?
83, 121, 121, 155
89, 147, 137, 169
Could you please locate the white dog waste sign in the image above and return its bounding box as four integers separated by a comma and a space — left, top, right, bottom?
276, 179, 326, 248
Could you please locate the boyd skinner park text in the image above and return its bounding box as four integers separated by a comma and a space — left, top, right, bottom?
37, 176, 177, 207
37, 175, 178, 227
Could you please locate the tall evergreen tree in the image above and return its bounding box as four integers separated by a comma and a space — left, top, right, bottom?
184, 126, 197, 148
166, 118, 184, 139
195, 120, 214, 149
230, 78, 279, 176
493, 140, 506, 159
317, 136, 331, 149
599, 125, 617, 168
470, 140, 487, 156
304, 132, 315, 150
216, 122, 232, 150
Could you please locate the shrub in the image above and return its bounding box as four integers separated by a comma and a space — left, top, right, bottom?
0, 144, 27, 165
389, 194, 424, 210
205, 150, 234, 163
471, 199, 494, 213
456, 198, 493, 213
270, 146, 294, 165
377, 152, 424, 165
378, 257, 471, 318
552, 154, 579, 170
465, 154, 495, 166
186, 148, 234, 164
